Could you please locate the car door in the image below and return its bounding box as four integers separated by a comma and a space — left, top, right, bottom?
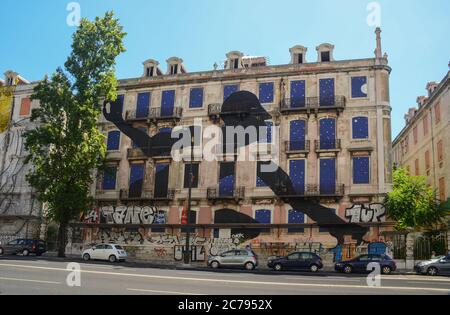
354, 255, 371, 272
236, 250, 248, 265
285, 253, 301, 269
439, 255, 450, 274
104, 245, 114, 260
91, 244, 105, 260
299, 253, 314, 269
220, 250, 236, 266
4, 240, 18, 254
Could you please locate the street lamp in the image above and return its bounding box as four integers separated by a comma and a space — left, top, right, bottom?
183, 135, 195, 265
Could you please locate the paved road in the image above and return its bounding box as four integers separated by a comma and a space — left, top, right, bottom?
0, 257, 449, 295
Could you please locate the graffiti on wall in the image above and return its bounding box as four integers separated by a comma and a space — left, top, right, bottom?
84, 206, 167, 225
345, 203, 386, 223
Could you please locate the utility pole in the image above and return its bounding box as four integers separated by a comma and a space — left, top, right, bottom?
183, 135, 195, 265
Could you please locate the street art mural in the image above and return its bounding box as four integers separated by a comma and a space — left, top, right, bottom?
345, 203, 386, 223
84, 206, 167, 225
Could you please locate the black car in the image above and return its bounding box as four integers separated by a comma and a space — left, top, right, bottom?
335, 254, 397, 275
267, 252, 323, 272
0, 239, 47, 257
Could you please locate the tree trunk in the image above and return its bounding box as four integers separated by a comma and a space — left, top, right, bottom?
57, 222, 68, 258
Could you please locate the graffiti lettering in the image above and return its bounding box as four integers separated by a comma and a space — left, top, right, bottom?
345, 203, 386, 223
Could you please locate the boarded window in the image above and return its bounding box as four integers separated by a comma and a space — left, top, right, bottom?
320, 158, 336, 194
255, 209, 271, 233
102, 167, 117, 190
136, 92, 150, 118
219, 162, 235, 197
290, 160, 306, 194
290, 80, 306, 108
189, 88, 204, 108
319, 78, 335, 107
352, 116, 369, 139
155, 163, 170, 198
132, 128, 147, 149
184, 163, 199, 189
260, 121, 273, 143
19, 98, 31, 116
439, 178, 446, 202
107, 131, 120, 151
319, 118, 336, 149
290, 120, 306, 150
223, 84, 239, 101
129, 164, 145, 198
259, 82, 274, 104
161, 90, 175, 117
437, 140, 444, 162
288, 210, 305, 233
351, 76, 368, 98
353, 157, 370, 184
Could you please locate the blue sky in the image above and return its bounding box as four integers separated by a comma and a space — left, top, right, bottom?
1, 0, 449, 137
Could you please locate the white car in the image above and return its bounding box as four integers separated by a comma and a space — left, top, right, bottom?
82, 244, 127, 263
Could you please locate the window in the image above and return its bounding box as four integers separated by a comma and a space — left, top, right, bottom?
353, 157, 370, 184
439, 178, 446, 202
320, 159, 336, 194
423, 114, 429, 136
102, 166, 117, 190
319, 118, 336, 149
351, 76, 368, 98
232, 58, 239, 69
170, 64, 178, 75
256, 162, 268, 188
184, 163, 199, 188
290, 120, 306, 151
219, 162, 235, 197
259, 82, 274, 104
290, 80, 306, 108
107, 130, 120, 151
352, 117, 369, 139
296, 53, 303, 64
224, 84, 239, 101
288, 253, 300, 260
189, 88, 204, 108
415, 159, 420, 176
19, 98, 31, 116
437, 140, 444, 163
425, 150, 431, 171
136, 92, 150, 118
413, 127, 418, 145
260, 121, 273, 143
321, 51, 330, 62
290, 160, 306, 194
319, 78, 335, 107
110, 95, 124, 115
132, 128, 147, 149
129, 164, 145, 198
146, 66, 154, 77
161, 90, 175, 117
435, 103, 441, 124
255, 209, 271, 233
154, 163, 170, 198
288, 209, 305, 233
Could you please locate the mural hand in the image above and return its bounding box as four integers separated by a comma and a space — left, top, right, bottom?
103, 99, 124, 124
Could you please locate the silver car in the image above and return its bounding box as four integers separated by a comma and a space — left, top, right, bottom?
414, 254, 450, 276
208, 249, 258, 270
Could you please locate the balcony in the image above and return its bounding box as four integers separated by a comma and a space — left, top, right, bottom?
314, 139, 341, 153
285, 140, 310, 154
208, 103, 251, 122
207, 186, 245, 202
276, 184, 345, 198
125, 110, 148, 122
125, 107, 183, 122
280, 96, 346, 115
280, 98, 308, 113
119, 189, 175, 201
127, 146, 172, 160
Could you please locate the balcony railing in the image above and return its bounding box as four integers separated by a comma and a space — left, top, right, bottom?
127, 146, 173, 159
314, 139, 342, 152
276, 184, 345, 198
208, 103, 251, 117
280, 96, 346, 113
207, 186, 245, 200
120, 189, 175, 201
285, 140, 310, 153
125, 110, 148, 121
125, 107, 183, 121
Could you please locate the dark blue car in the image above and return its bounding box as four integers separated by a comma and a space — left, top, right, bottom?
267, 252, 323, 272
335, 254, 396, 275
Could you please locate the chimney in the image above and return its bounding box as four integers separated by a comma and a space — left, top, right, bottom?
375, 27, 382, 59
405, 107, 418, 124
416, 96, 428, 107
426, 81, 438, 97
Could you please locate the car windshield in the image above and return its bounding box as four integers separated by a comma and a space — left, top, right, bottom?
115, 245, 123, 250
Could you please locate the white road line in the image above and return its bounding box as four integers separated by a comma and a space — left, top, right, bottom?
0, 262, 449, 293
127, 288, 205, 295
282, 276, 361, 282
0, 277, 60, 285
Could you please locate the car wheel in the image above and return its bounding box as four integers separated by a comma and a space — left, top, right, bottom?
109, 255, 117, 263
245, 262, 255, 270
310, 264, 319, 273
210, 261, 220, 269
343, 265, 353, 274
381, 266, 392, 275
0, 247, 3, 255
427, 267, 438, 276
83, 254, 91, 261
274, 264, 282, 271
22, 249, 30, 257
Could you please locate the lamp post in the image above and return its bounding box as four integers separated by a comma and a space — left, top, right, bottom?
183, 135, 195, 265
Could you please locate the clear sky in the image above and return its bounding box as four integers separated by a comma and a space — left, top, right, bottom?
1, 0, 449, 138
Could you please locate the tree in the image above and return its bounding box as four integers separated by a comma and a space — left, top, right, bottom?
385, 168, 449, 231
24, 12, 126, 257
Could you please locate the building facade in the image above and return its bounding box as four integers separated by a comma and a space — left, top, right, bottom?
392, 70, 450, 204
68, 28, 394, 265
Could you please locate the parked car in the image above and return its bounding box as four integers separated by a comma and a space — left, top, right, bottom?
82, 244, 127, 263
335, 254, 396, 275
414, 254, 450, 276
268, 252, 323, 272
0, 239, 47, 257
207, 249, 258, 270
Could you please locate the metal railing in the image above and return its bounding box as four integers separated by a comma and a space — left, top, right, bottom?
280, 96, 346, 112
285, 140, 310, 153
119, 188, 175, 201
125, 107, 183, 121
314, 139, 342, 151
127, 146, 172, 159
276, 184, 345, 197
207, 186, 246, 200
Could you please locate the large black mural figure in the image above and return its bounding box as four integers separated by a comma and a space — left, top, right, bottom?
103, 91, 369, 244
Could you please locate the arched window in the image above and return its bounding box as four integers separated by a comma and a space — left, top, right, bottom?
107, 130, 120, 151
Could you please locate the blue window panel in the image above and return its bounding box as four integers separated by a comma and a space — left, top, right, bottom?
219, 162, 235, 197
319, 78, 335, 107
102, 167, 117, 190
224, 84, 239, 101
351, 76, 368, 98
129, 164, 145, 198
319, 118, 336, 149
110, 95, 124, 115
161, 90, 175, 117
289, 160, 305, 195
288, 209, 305, 233
352, 117, 369, 139
353, 157, 370, 184
132, 128, 147, 148
290, 80, 306, 108
255, 209, 271, 233
136, 92, 150, 118
320, 158, 336, 194
259, 82, 274, 104
159, 128, 172, 134
107, 130, 120, 151
256, 176, 267, 187
368, 243, 387, 255
189, 88, 204, 108
319, 208, 336, 233
290, 120, 306, 151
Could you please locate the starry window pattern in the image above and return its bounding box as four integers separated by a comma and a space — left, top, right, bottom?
351, 76, 368, 98
259, 82, 274, 104
136, 92, 150, 118
352, 117, 369, 139
223, 84, 239, 101
102, 166, 117, 190
290, 80, 306, 108
107, 130, 120, 151
319, 78, 335, 107
353, 157, 370, 184
288, 210, 305, 233
189, 88, 204, 108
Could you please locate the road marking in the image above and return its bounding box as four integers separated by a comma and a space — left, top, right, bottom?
0, 262, 449, 293
0, 277, 60, 285
282, 276, 361, 282
127, 288, 205, 295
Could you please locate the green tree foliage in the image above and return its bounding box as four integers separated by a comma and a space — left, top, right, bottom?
385, 168, 449, 231
24, 12, 126, 257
